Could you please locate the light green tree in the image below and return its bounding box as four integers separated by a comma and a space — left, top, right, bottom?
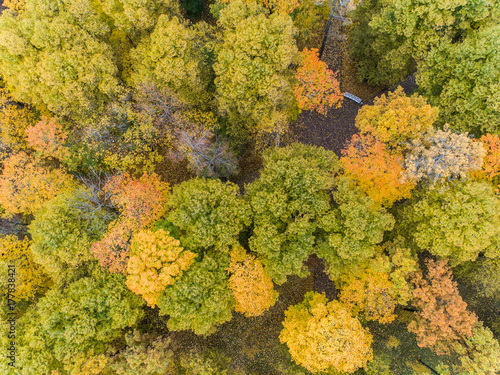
130, 15, 214, 107
400, 180, 500, 265
29, 189, 115, 280
214, 0, 298, 143
416, 24, 500, 135
245, 143, 338, 284
316, 176, 395, 279
0, 0, 123, 121
166, 178, 250, 252
157, 251, 235, 335
350, 0, 499, 86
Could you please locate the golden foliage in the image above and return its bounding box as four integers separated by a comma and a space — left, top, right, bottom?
280, 292, 373, 373
339, 257, 398, 324
355, 87, 438, 150
226, 246, 278, 317
0, 91, 37, 150
0, 151, 74, 216
126, 229, 196, 307
340, 134, 414, 207
0, 235, 51, 301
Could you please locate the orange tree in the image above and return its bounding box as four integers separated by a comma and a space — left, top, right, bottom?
408, 259, 478, 355
293, 47, 343, 116
279, 291, 373, 373
340, 134, 414, 208
91, 173, 170, 274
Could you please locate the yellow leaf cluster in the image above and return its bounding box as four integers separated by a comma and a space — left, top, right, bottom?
126, 229, 196, 307
0, 152, 74, 216
0, 235, 51, 301
227, 246, 278, 317
280, 292, 373, 374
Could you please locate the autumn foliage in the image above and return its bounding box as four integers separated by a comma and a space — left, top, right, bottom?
294, 48, 343, 115
340, 134, 414, 207
91, 173, 170, 273
408, 259, 478, 355
355, 87, 438, 149
126, 229, 196, 307
0, 151, 74, 216
226, 246, 278, 317
26, 116, 70, 162
0, 235, 51, 301
469, 133, 500, 183
280, 292, 373, 374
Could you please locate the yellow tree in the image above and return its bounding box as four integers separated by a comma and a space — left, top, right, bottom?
0, 151, 74, 216
355, 87, 438, 150
338, 246, 418, 324
226, 246, 278, 317
294, 48, 343, 116
126, 229, 196, 307
0, 235, 51, 301
280, 291, 373, 374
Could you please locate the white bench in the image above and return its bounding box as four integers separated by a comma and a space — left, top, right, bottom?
344, 92, 363, 105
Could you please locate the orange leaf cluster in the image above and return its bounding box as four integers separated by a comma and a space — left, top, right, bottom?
91, 173, 170, 274
340, 134, 414, 207
226, 246, 278, 317
0, 151, 73, 216
294, 48, 343, 116
105, 173, 169, 227
126, 229, 196, 307
26, 116, 70, 162
408, 259, 478, 355
469, 133, 500, 183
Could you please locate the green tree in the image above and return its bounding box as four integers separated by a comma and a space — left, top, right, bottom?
15, 264, 144, 372
400, 180, 500, 265
350, 0, 499, 86
157, 251, 235, 335
29, 189, 115, 279
214, 0, 298, 143
316, 176, 395, 279
166, 178, 250, 252
0, 0, 123, 121
130, 15, 214, 107
245, 143, 338, 284
416, 24, 500, 135
109, 331, 176, 375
